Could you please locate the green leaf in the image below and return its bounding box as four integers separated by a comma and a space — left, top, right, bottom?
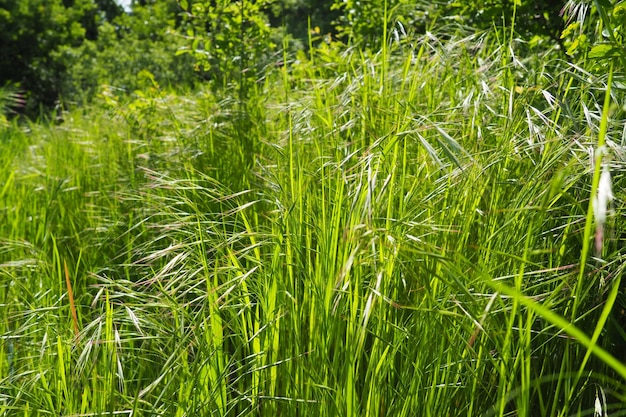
566, 36, 581, 55
614, 3, 626, 18
175, 47, 190, 56
560, 22, 579, 39
588, 43, 621, 59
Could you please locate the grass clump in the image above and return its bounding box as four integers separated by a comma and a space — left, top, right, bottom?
2, 27, 626, 416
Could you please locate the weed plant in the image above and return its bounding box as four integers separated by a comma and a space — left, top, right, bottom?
2, 27, 626, 416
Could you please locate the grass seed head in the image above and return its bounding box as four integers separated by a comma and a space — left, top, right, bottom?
594, 164, 613, 256
594, 164, 613, 227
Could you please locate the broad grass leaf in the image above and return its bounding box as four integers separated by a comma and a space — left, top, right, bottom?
588, 44, 621, 60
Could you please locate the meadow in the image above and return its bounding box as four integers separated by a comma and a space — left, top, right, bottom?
2, 26, 626, 416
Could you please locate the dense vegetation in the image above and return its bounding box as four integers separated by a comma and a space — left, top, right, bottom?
2, 0, 626, 415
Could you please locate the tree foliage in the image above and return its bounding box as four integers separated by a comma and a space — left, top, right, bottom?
329, 0, 566, 49
61, 0, 196, 105
447, 1, 564, 38
0, 0, 125, 112
0, 0, 194, 115
177, 0, 277, 92
0, 0, 578, 116
267, 0, 338, 45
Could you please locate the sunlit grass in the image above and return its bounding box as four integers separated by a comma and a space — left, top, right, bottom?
2, 27, 626, 416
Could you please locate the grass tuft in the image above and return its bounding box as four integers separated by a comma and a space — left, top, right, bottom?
2, 26, 626, 416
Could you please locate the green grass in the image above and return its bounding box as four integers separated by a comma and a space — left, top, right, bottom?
2, 27, 626, 416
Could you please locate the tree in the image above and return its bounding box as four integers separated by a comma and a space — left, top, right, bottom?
329, 0, 566, 49
61, 0, 197, 104
177, 0, 277, 93
0, 0, 122, 114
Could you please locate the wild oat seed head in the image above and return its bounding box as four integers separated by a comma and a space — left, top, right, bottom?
594, 164, 613, 227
